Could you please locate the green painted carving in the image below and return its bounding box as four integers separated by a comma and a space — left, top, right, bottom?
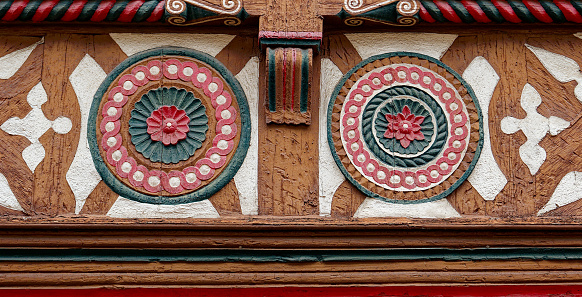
129, 87, 208, 164
362, 86, 448, 168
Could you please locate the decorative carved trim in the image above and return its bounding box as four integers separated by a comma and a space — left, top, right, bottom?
418, 0, 582, 24
166, 15, 243, 26
259, 31, 323, 40
165, 0, 242, 15
344, 0, 418, 15
265, 47, 312, 125
327, 52, 482, 203
88, 47, 251, 204
344, 15, 418, 26
0, 0, 165, 22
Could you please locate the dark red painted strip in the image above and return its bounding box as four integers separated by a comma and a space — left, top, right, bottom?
553, 0, 582, 22
523, 0, 553, 22
2, 0, 30, 21
90, 0, 115, 22
61, 0, 88, 21
4, 286, 582, 297
282, 48, 287, 111
117, 0, 144, 22
434, 0, 463, 22
146, 0, 164, 22
32, 0, 59, 22
291, 48, 296, 111
419, 3, 437, 22
462, 0, 493, 22
491, 0, 522, 22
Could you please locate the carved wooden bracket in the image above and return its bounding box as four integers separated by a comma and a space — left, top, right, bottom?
264, 47, 313, 125
259, 31, 319, 125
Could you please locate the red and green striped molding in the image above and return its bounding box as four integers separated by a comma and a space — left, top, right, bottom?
340, 0, 582, 26
419, 0, 582, 23
1, 0, 582, 24
0, 0, 165, 22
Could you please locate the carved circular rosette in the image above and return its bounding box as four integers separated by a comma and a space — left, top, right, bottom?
89, 47, 250, 204
327, 52, 483, 203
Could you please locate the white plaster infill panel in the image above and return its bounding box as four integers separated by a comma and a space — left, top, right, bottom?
107, 197, 220, 218
68, 54, 108, 214
319, 58, 346, 216
344, 33, 458, 60
463, 56, 506, 201
500, 84, 569, 175
0, 37, 43, 79
0, 173, 24, 212
354, 198, 461, 219
538, 172, 582, 215
110, 33, 235, 57
233, 57, 259, 215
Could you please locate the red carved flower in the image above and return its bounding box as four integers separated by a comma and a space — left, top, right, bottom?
146, 106, 190, 146
384, 105, 425, 148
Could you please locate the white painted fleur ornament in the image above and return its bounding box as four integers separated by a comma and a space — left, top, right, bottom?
500, 84, 569, 175
0, 82, 72, 173
526, 44, 582, 103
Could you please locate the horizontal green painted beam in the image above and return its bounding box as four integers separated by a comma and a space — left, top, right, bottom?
1, 248, 582, 262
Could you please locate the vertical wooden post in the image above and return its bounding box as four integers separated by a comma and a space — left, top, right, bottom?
256, 0, 323, 215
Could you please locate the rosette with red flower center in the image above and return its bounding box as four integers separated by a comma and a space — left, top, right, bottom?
384, 105, 425, 148
146, 105, 191, 146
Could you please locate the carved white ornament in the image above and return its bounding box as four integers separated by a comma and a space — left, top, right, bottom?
500, 84, 570, 175
1, 82, 72, 173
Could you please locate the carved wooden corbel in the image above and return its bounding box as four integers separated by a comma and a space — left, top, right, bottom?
260, 31, 320, 125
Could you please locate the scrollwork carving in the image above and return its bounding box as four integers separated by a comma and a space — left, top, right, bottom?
165, 0, 242, 16
397, 0, 419, 16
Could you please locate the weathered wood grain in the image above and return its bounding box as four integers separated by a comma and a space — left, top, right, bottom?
441, 35, 486, 215
330, 180, 367, 218
80, 181, 119, 215
4, 270, 582, 286
208, 179, 242, 216
524, 35, 582, 216
258, 54, 319, 215
0, 38, 43, 100
0, 37, 45, 215
215, 35, 258, 76
323, 34, 362, 74
260, 0, 322, 33
0, 206, 25, 216
34, 34, 86, 215
89, 34, 129, 73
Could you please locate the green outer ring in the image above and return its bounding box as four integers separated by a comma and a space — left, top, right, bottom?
327, 52, 483, 204
88, 47, 251, 205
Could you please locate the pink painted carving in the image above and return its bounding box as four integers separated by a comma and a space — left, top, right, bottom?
384, 105, 424, 148
146, 106, 190, 145
259, 31, 323, 40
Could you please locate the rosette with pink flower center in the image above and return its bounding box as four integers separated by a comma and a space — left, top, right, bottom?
384, 105, 425, 148
146, 106, 190, 146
